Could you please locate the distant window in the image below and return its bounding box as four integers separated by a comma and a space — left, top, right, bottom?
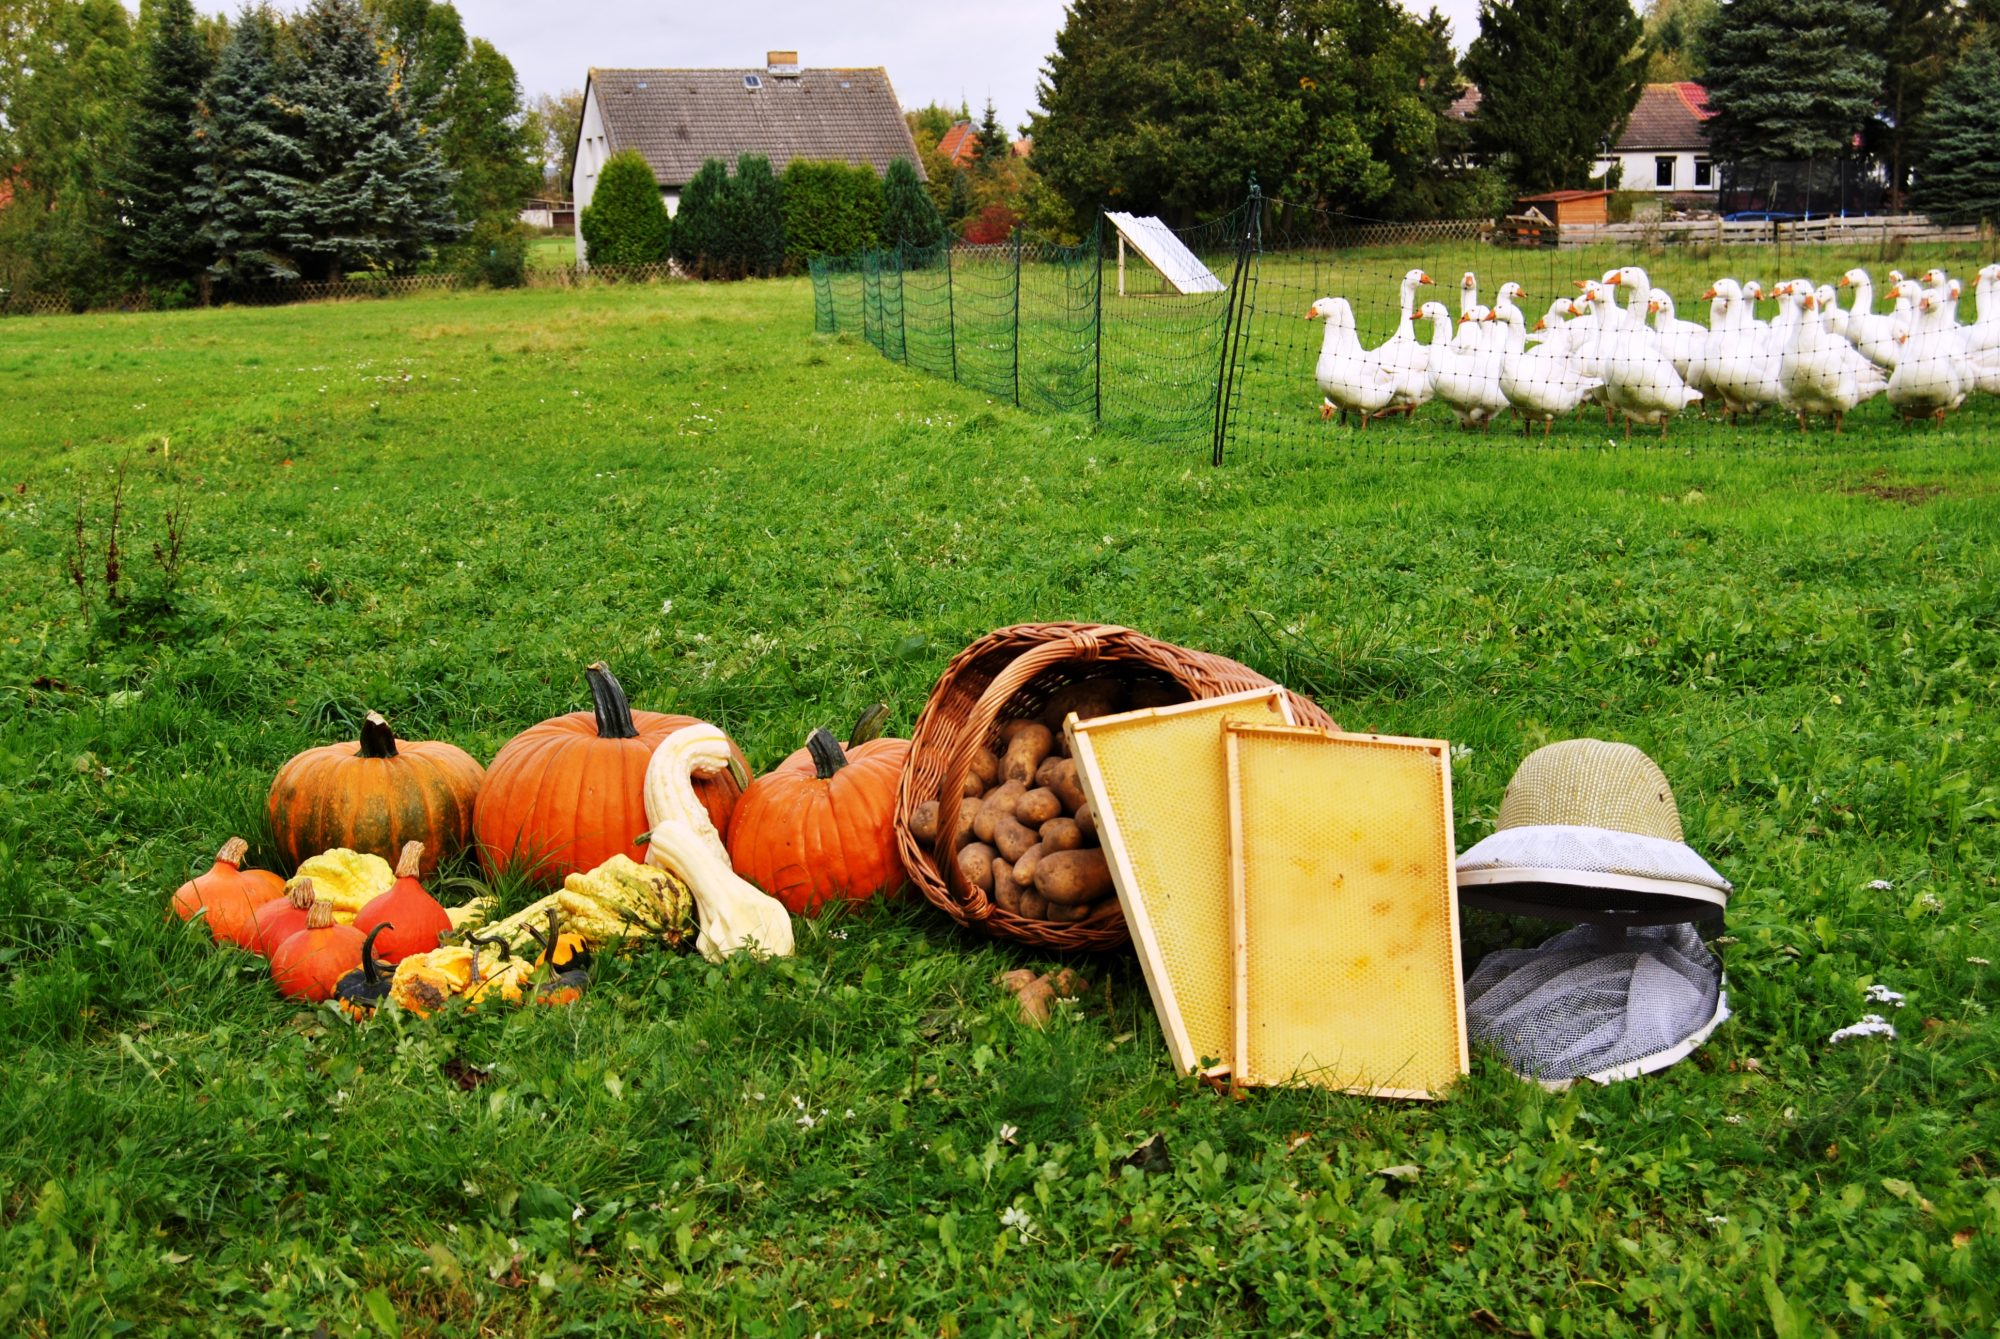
1694, 158, 1713, 187
1655, 156, 1675, 188
743, 74, 762, 90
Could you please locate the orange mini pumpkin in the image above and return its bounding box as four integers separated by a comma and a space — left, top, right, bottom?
727, 706, 911, 915
474, 662, 749, 887
270, 892, 366, 1002
171, 837, 283, 948
249, 878, 317, 957
353, 841, 452, 963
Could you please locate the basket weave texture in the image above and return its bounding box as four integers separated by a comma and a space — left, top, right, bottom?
894, 623, 1336, 951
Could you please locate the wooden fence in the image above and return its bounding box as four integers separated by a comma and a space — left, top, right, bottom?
1548, 215, 1984, 250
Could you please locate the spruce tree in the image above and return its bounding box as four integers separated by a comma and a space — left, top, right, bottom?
255, 0, 461, 281
974, 97, 1010, 171
721, 154, 785, 278
880, 157, 944, 249
1910, 40, 2000, 225
1699, 0, 1888, 164
578, 148, 671, 266
1462, 0, 1646, 192
190, 5, 291, 288
108, 0, 213, 290
671, 158, 729, 277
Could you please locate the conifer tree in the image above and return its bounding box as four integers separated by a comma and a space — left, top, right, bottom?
190, 5, 290, 288
671, 157, 729, 277
255, 0, 461, 280
721, 154, 786, 277
108, 0, 212, 289
1699, 0, 1888, 164
1910, 40, 2000, 225
578, 148, 671, 266
1462, 0, 1646, 192
974, 97, 1010, 171
880, 157, 944, 249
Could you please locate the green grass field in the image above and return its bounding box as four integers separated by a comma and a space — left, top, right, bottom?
527, 233, 577, 270
1, 272, 1996, 1336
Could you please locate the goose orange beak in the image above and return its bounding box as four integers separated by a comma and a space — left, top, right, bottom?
1305, 307, 1321, 320
1533, 317, 1547, 331
1838, 276, 1853, 288
1702, 286, 1717, 299
1418, 272, 1434, 285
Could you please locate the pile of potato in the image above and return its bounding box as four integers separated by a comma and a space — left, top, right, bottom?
910, 677, 1182, 926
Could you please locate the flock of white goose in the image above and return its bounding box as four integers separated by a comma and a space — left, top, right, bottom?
1308, 264, 2000, 436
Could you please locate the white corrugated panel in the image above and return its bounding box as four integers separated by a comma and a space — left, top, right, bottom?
1105, 212, 1226, 294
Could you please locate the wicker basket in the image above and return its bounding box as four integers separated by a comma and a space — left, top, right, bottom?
895, 623, 1336, 951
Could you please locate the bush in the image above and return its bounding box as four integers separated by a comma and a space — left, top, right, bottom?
580, 149, 672, 268
880, 157, 944, 249
961, 201, 1019, 244
672, 158, 730, 277
721, 154, 787, 278
781, 160, 882, 267
458, 216, 530, 286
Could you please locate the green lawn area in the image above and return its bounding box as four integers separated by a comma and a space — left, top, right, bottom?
0, 274, 1995, 1335
527, 232, 576, 270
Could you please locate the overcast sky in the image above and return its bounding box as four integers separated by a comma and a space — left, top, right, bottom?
190, 0, 1485, 132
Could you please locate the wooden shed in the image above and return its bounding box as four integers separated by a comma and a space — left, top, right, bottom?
1517, 189, 1613, 228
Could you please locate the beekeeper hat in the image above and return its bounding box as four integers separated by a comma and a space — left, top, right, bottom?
1464, 922, 1729, 1087
1456, 739, 1730, 924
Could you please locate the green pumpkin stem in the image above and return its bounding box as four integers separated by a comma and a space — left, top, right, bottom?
847, 703, 891, 748
584, 662, 640, 740
357, 712, 400, 759
358, 922, 392, 985
807, 727, 849, 780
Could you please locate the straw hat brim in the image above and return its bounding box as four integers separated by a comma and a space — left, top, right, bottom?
1457, 823, 1730, 923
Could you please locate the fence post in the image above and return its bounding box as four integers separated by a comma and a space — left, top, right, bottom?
1092, 213, 1104, 422
945, 240, 959, 384
1012, 227, 1023, 409
897, 244, 909, 364
1210, 183, 1261, 468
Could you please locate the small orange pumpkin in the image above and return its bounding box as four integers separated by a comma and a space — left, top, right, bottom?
172, 837, 283, 948
474, 662, 749, 887
270, 896, 366, 1002
726, 705, 910, 914
249, 878, 317, 957
267, 712, 485, 876
353, 841, 452, 963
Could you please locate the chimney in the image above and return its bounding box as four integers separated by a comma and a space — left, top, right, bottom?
767, 50, 800, 77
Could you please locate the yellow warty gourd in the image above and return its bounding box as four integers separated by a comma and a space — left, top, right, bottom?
286, 848, 394, 922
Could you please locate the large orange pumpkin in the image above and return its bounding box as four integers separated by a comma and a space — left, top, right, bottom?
267, 712, 485, 876
474, 662, 749, 886
727, 706, 911, 915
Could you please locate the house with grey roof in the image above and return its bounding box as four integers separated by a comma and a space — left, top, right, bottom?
1590, 83, 1717, 202
571, 52, 924, 265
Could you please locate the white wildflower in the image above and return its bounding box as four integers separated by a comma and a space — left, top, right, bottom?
1917, 892, 1944, 913
572, 1204, 585, 1223
999, 1123, 1019, 1145
1864, 984, 1906, 1009
1000, 1205, 1034, 1241
1969, 957, 1990, 966
660, 598, 674, 615
1724, 1115, 1744, 1125
1867, 879, 1894, 891
1450, 743, 1473, 763
1828, 1014, 1896, 1045
1705, 1215, 1728, 1226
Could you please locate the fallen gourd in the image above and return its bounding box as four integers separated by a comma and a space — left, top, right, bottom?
644, 723, 795, 961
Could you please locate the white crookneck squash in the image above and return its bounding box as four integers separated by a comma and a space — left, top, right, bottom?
642, 724, 795, 961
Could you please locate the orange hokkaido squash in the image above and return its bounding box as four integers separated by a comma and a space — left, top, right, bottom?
270, 896, 365, 1002
474, 663, 749, 887
171, 837, 283, 948
353, 841, 452, 963
726, 706, 910, 915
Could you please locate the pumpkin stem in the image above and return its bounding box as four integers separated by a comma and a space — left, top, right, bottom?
305, 900, 335, 930
395, 841, 425, 879
806, 727, 849, 780
287, 878, 316, 910
467, 928, 510, 961
358, 922, 392, 984
357, 712, 400, 759
216, 836, 250, 868
584, 662, 640, 740
847, 703, 891, 748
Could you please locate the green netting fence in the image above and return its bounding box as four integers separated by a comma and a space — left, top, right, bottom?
811, 188, 1997, 462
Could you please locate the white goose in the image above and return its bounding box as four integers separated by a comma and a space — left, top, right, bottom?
1968, 264, 2000, 358
1779, 288, 1875, 433
1457, 271, 1479, 318
1598, 268, 1701, 436
1370, 268, 1437, 419
1886, 282, 1966, 425
1648, 288, 1706, 382
1836, 268, 1903, 370
1702, 278, 1785, 422
1308, 296, 1398, 425
1429, 302, 1510, 430
1494, 302, 1601, 435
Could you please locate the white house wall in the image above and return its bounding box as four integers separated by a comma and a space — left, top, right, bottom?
1592, 150, 1715, 194
573, 85, 612, 266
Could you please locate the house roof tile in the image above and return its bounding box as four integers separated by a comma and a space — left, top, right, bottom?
589, 66, 924, 188
1615, 83, 1713, 152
